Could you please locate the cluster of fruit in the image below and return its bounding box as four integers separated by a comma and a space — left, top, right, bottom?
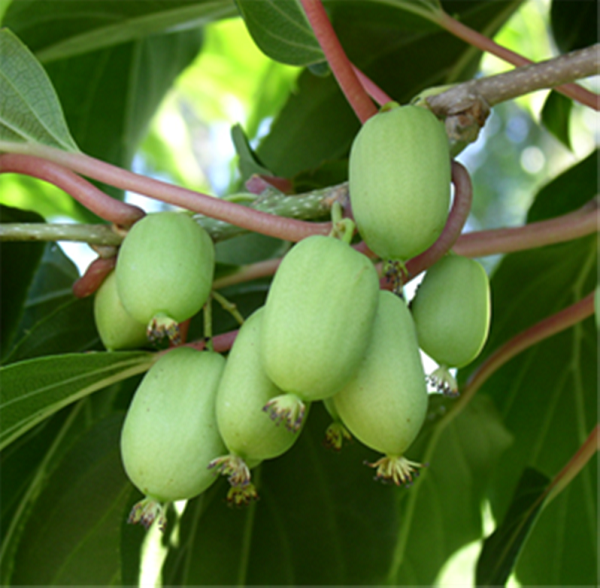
93, 103, 491, 531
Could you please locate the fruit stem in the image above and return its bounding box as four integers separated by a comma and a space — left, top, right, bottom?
203, 299, 214, 351
211, 290, 245, 325
298, 0, 378, 123
0, 153, 145, 227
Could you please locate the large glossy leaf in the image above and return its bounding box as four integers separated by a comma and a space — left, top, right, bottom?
9, 241, 79, 351
160, 396, 510, 584
2, 0, 236, 62
0, 28, 78, 151
550, 0, 597, 54
464, 153, 598, 584
7, 413, 131, 585
235, 0, 324, 66
0, 205, 45, 356
0, 351, 155, 450
540, 90, 572, 151
476, 467, 550, 586
257, 0, 521, 177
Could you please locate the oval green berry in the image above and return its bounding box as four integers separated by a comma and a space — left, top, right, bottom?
349, 104, 451, 261
121, 347, 226, 528
210, 308, 306, 504
333, 290, 428, 485
411, 254, 491, 369
116, 211, 214, 341
93, 271, 148, 351
261, 235, 380, 402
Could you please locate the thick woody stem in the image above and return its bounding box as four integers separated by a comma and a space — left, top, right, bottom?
437, 13, 599, 110
0, 223, 122, 245
427, 45, 600, 117
0, 153, 145, 226
299, 0, 378, 122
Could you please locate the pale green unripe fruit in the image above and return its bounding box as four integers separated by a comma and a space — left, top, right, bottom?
94, 271, 148, 351
261, 235, 380, 402
333, 291, 428, 463
411, 255, 491, 368
216, 308, 305, 462
349, 104, 451, 261
121, 347, 226, 505
116, 212, 214, 337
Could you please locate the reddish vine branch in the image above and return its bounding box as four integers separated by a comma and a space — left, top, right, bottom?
299, 0, 377, 122
0, 153, 145, 226
9, 146, 332, 242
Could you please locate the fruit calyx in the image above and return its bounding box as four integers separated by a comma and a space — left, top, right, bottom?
208, 454, 252, 487
365, 456, 424, 486
263, 393, 306, 432
147, 313, 181, 344
323, 421, 353, 451
127, 496, 167, 531
427, 365, 459, 397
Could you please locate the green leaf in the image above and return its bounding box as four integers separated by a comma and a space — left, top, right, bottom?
10, 242, 79, 348
231, 123, 273, 180
0, 28, 78, 151
7, 413, 131, 585
476, 467, 550, 586
527, 148, 598, 222
3, 0, 237, 63
0, 351, 155, 450
0, 205, 45, 356
541, 90, 572, 151
235, 0, 324, 66
3, 296, 102, 364
550, 0, 597, 53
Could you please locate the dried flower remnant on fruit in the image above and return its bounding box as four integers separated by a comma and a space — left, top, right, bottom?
323, 421, 353, 451
365, 456, 424, 486
128, 497, 167, 532
208, 454, 252, 487
147, 313, 181, 344
427, 365, 459, 397
227, 483, 259, 507
263, 393, 307, 432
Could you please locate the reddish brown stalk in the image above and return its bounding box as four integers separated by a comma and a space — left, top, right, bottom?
461, 291, 595, 409
72, 256, 116, 298
454, 199, 599, 257
404, 160, 473, 281
23, 146, 331, 242
0, 153, 145, 227
438, 12, 599, 110
351, 65, 393, 106
185, 329, 239, 354
299, 0, 377, 123
546, 424, 599, 504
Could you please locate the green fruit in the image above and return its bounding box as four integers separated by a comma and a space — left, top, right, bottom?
260, 235, 380, 428
94, 271, 148, 351
121, 347, 226, 530
333, 290, 428, 485
210, 308, 306, 504
411, 254, 490, 366
116, 211, 214, 342
349, 103, 451, 262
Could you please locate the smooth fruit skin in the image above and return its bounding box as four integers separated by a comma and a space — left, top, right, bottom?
333, 290, 428, 458
216, 308, 305, 461
121, 347, 226, 503
94, 271, 148, 351
349, 104, 451, 261
411, 254, 491, 368
261, 235, 380, 401
116, 212, 214, 327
